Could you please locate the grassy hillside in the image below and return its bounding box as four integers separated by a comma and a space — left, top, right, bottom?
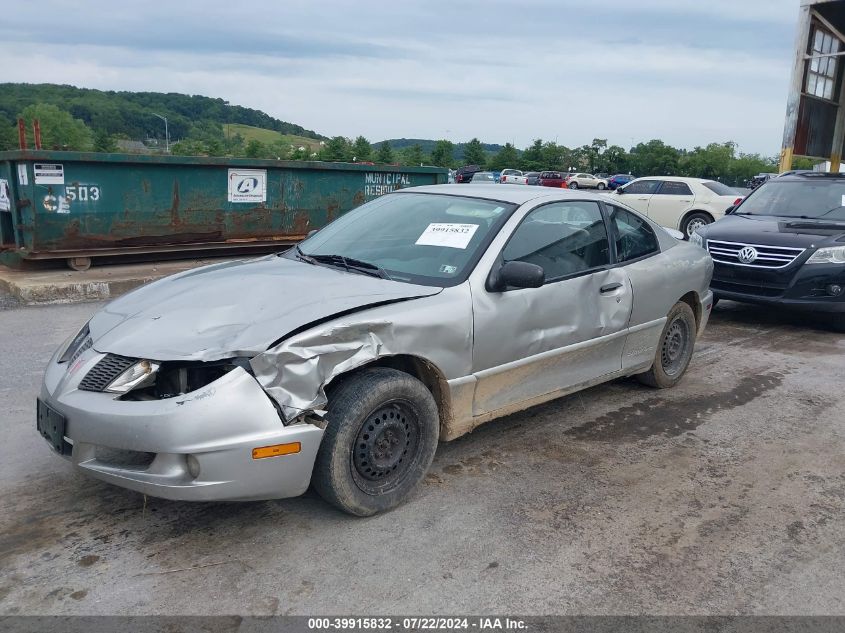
0, 83, 324, 142
223, 123, 323, 153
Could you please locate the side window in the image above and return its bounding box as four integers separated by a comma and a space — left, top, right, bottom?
609, 205, 660, 262
502, 201, 611, 281
657, 181, 693, 196
624, 180, 660, 195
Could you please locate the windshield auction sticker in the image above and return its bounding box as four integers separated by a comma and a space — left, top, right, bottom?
415, 223, 479, 249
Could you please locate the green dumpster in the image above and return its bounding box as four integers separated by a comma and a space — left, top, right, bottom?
0, 151, 448, 270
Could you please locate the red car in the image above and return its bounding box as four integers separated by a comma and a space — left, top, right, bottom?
538, 171, 567, 187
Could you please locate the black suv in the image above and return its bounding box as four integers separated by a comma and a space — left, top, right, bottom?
694, 173, 845, 330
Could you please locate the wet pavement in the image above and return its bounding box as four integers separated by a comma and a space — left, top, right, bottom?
1, 300, 843, 615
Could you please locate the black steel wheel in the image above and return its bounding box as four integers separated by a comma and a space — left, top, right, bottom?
660, 316, 690, 377
312, 368, 439, 516
351, 400, 421, 494
637, 301, 697, 389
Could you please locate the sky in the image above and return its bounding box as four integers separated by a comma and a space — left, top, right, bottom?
0, 0, 800, 155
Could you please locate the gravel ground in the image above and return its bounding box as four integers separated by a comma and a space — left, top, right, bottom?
0, 300, 843, 615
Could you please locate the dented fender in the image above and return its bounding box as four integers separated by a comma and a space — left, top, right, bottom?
250, 284, 475, 420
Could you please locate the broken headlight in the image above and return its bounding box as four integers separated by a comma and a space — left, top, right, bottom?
105, 359, 161, 394
119, 358, 252, 400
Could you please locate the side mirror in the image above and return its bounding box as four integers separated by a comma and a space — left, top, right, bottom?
616, 187, 624, 194
488, 260, 545, 291
724, 205, 736, 215
665, 228, 684, 240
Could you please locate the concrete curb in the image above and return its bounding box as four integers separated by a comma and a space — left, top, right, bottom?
0, 256, 242, 308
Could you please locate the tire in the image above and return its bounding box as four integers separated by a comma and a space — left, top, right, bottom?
681, 212, 712, 240
568, 181, 578, 189
636, 302, 697, 389
597, 182, 606, 190
312, 367, 439, 516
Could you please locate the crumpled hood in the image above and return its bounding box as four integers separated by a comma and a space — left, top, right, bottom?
88, 255, 441, 361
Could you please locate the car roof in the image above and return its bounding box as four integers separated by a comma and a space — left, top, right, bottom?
631, 176, 716, 183
775, 171, 845, 182
398, 183, 618, 205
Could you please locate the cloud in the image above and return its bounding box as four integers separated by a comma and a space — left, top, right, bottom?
0, 0, 800, 154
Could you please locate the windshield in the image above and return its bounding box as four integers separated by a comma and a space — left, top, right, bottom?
702, 181, 735, 196
292, 192, 515, 287
736, 180, 845, 220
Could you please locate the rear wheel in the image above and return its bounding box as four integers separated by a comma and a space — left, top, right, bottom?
637, 302, 697, 389
312, 368, 439, 516
568, 181, 578, 189
597, 182, 606, 190
681, 212, 712, 239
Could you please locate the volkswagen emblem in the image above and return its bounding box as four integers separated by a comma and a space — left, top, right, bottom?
737, 246, 758, 264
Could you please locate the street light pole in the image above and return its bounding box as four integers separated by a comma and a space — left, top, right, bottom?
152, 113, 169, 153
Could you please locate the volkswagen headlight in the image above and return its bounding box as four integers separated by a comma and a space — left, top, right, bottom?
806, 245, 845, 264
105, 360, 161, 394
690, 232, 705, 249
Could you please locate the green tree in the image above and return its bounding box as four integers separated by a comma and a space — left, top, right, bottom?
462, 138, 487, 167
352, 136, 372, 161
520, 139, 545, 171
401, 143, 426, 166
244, 139, 266, 158
488, 142, 520, 171
18, 103, 94, 151
1, 124, 18, 151
598, 145, 629, 174
679, 142, 735, 180
375, 141, 394, 163
629, 139, 681, 176
319, 136, 352, 161
429, 139, 454, 168
585, 138, 608, 172
93, 129, 118, 153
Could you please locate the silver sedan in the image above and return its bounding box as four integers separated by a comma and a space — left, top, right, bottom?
38, 185, 714, 515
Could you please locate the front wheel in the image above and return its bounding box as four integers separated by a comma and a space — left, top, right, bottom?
681, 212, 712, 239
568, 182, 578, 189
637, 302, 697, 389
312, 368, 439, 516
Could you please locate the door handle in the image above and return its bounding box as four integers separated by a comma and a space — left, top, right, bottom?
637, 197, 649, 201
600, 282, 623, 293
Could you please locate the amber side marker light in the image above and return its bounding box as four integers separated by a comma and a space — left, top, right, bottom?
252, 442, 301, 459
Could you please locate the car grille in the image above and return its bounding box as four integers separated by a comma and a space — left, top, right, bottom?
707, 240, 805, 268
709, 279, 785, 297
79, 354, 137, 392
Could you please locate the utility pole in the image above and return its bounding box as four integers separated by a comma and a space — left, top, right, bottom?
152, 113, 169, 153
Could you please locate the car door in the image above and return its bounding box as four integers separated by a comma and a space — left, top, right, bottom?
582, 174, 599, 188
646, 180, 695, 229
617, 179, 660, 215
470, 200, 633, 417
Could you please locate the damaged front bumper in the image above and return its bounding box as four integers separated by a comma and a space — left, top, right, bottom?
40, 348, 323, 501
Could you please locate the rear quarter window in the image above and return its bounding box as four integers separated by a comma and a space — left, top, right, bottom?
703, 181, 735, 196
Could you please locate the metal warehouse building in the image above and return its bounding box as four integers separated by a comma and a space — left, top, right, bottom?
781, 0, 845, 170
